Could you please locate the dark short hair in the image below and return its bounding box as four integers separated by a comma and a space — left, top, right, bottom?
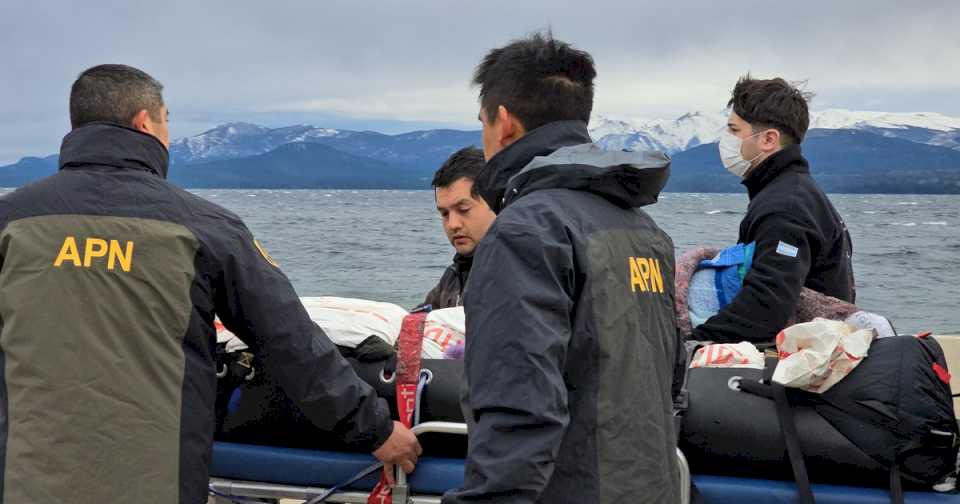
473, 31, 596, 132
431, 147, 485, 198
728, 74, 813, 145
70, 64, 165, 129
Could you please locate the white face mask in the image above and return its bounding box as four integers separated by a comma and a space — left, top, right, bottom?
718, 130, 763, 178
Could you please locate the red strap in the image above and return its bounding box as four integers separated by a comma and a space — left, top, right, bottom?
368, 483, 391, 504
368, 312, 427, 504
933, 362, 952, 385
396, 312, 428, 427
917, 331, 933, 339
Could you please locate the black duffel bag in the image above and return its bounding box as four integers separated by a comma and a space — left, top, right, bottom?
679, 335, 958, 502
215, 347, 467, 456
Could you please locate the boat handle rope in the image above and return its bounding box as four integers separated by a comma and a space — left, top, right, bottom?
207, 369, 430, 504
302, 368, 431, 504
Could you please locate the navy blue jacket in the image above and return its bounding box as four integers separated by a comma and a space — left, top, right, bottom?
692, 145, 855, 343
443, 121, 680, 503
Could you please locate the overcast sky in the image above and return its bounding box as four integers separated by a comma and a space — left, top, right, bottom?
1, 0, 958, 164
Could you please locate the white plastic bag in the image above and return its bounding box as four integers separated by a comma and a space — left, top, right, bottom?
689, 342, 764, 369
772, 318, 875, 393
421, 307, 466, 359
844, 311, 897, 339
300, 296, 408, 348
216, 296, 408, 351
216, 319, 249, 352
215, 297, 462, 359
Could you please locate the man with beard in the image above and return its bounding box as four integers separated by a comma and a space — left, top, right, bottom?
421, 147, 495, 310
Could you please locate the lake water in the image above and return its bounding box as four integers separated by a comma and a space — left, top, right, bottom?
195, 190, 960, 335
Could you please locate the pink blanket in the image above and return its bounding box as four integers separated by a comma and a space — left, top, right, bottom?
675, 247, 859, 338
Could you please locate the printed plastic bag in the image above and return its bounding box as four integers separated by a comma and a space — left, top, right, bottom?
421, 307, 466, 359
773, 318, 875, 393
215, 297, 463, 358
216, 319, 249, 352
690, 342, 764, 369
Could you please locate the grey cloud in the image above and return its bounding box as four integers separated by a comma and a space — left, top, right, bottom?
1, 0, 958, 163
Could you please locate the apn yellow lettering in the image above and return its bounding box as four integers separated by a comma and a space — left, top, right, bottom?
649, 258, 664, 294
637, 257, 651, 292
629, 257, 646, 292
83, 238, 109, 267
53, 236, 135, 272
107, 239, 134, 272
53, 236, 82, 267
629, 256, 668, 295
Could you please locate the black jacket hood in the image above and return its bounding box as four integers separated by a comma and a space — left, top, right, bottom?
59, 122, 170, 179
476, 120, 670, 213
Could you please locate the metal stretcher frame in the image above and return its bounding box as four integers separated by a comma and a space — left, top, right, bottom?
209, 479, 406, 504
209, 421, 693, 504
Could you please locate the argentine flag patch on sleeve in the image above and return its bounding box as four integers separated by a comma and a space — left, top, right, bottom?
776, 241, 799, 258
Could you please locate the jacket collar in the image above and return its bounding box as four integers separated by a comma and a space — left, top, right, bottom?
452, 253, 473, 274
59, 122, 170, 179
475, 120, 592, 213
741, 144, 808, 199
476, 120, 670, 212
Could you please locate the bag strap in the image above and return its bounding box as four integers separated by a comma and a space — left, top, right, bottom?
762, 355, 776, 383
888, 440, 922, 504
889, 459, 904, 504
773, 380, 816, 504
673, 340, 700, 442
675, 340, 709, 504
368, 311, 428, 504
887, 437, 956, 504
755, 356, 816, 504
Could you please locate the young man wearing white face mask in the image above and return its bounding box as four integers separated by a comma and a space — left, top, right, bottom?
690, 75, 855, 344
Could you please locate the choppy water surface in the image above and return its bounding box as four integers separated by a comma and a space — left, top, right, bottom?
196, 190, 959, 335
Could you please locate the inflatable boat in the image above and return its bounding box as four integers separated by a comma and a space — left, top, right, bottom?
208, 440, 954, 504
209, 302, 960, 503
210, 354, 959, 503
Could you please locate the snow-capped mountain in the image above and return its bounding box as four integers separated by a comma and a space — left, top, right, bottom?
169, 122, 343, 164
589, 109, 960, 155
809, 109, 960, 132
167, 108, 960, 167
590, 112, 727, 154
4, 109, 960, 193
168, 122, 481, 167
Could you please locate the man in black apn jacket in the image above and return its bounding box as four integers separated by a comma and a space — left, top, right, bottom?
442, 33, 680, 504
420, 147, 495, 310
691, 75, 855, 344
0, 64, 420, 504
